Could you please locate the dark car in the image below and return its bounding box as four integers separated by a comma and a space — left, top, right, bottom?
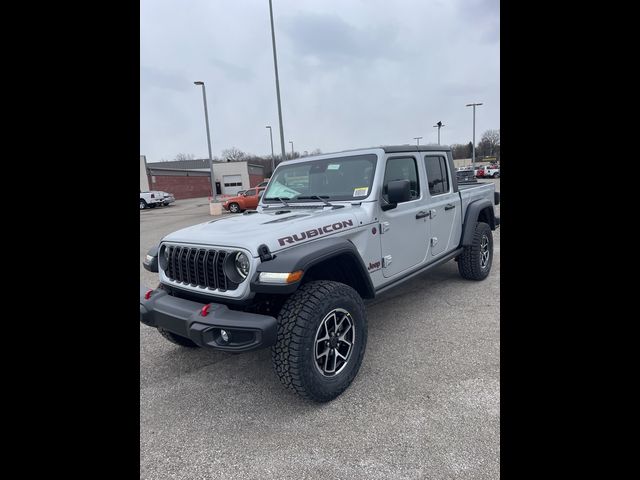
456, 168, 476, 183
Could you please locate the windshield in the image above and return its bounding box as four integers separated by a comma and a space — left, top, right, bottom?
263, 154, 377, 203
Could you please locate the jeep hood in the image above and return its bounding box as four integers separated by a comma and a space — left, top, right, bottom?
161, 206, 365, 256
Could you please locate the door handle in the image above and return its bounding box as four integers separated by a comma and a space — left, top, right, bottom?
416, 210, 429, 219
445, 204, 456, 210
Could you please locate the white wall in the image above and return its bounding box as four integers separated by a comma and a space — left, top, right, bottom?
140, 155, 150, 191
211, 162, 250, 190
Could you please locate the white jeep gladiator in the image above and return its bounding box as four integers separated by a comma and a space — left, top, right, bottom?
141, 145, 500, 402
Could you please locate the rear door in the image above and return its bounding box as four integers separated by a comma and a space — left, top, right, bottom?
424, 154, 461, 256
379, 154, 430, 278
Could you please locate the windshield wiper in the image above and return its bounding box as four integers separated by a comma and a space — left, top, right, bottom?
264, 196, 290, 207
295, 195, 346, 209
296, 195, 333, 206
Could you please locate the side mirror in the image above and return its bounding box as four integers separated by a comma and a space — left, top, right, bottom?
382, 179, 412, 211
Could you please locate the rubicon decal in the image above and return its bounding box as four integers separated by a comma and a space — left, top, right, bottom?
278, 220, 354, 246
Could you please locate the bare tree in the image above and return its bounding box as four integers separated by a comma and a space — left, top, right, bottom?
451, 144, 469, 160
477, 130, 500, 158
221, 147, 246, 162
174, 153, 195, 161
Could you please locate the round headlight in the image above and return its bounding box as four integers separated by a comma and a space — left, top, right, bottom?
234, 252, 250, 279
159, 245, 170, 270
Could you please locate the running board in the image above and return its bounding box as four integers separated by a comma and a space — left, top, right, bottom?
374, 248, 464, 296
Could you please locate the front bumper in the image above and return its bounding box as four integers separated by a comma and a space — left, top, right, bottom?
139, 285, 277, 352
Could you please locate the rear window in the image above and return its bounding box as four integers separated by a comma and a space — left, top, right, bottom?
424, 156, 450, 195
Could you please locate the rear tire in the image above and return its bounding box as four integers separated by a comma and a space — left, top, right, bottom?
458, 222, 493, 280
157, 327, 199, 348
271, 280, 367, 402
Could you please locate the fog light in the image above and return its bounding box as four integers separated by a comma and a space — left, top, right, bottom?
220, 329, 229, 343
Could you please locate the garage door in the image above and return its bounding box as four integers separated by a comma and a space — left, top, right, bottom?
222, 175, 243, 195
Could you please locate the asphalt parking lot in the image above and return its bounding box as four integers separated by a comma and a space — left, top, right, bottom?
140, 179, 500, 480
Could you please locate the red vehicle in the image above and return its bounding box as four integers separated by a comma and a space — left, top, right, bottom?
222, 187, 265, 213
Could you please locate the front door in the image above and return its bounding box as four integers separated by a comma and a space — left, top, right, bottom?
379, 155, 430, 278
424, 154, 460, 256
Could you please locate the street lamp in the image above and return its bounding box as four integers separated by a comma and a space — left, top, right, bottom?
193, 81, 216, 199
414, 136, 423, 146
289, 141, 294, 158
266, 125, 275, 173
433, 121, 445, 145
268, 0, 287, 163
466, 103, 483, 169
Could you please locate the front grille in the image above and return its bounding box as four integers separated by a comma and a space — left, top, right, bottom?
164, 246, 238, 291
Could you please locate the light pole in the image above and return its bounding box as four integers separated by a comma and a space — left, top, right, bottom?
466, 103, 483, 169
266, 125, 275, 174
194, 81, 216, 199
289, 141, 294, 158
433, 121, 445, 145
414, 136, 423, 146
268, 0, 287, 164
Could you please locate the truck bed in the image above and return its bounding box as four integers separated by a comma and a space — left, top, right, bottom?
458, 181, 496, 225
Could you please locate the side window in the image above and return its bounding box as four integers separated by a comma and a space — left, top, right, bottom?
424, 156, 450, 195
245, 189, 256, 196
382, 156, 420, 202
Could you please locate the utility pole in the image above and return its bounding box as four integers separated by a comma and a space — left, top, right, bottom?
266, 125, 275, 173
414, 136, 423, 146
193, 81, 216, 198
268, 0, 287, 163
466, 103, 483, 169
289, 141, 294, 158
433, 121, 445, 145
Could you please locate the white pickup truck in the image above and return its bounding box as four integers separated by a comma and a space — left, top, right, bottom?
141, 145, 500, 401
140, 191, 164, 209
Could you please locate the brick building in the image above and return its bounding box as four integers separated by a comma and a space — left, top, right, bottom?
142, 157, 265, 200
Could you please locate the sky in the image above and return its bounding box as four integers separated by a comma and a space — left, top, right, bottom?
140, 0, 499, 162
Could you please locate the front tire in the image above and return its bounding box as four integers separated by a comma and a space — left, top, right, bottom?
458, 221, 493, 280
229, 202, 240, 213
140, 199, 147, 209
271, 280, 367, 402
157, 327, 199, 348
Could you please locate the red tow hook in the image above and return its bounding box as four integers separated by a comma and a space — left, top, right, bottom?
144, 289, 153, 300
200, 304, 212, 316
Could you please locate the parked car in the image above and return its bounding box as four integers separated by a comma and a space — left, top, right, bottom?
160, 191, 176, 206
142, 144, 500, 402
479, 165, 499, 178
256, 180, 269, 188
140, 191, 164, 209
456, 168, 476, 183
222, 187, 266, 213
484, 165, 500, 178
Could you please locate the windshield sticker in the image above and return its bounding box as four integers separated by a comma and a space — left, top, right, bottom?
327, 164, 340, 170
353, 187, 369, 197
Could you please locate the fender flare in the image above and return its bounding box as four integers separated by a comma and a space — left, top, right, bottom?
251, 237, 375, 299
461, 199, 495, 246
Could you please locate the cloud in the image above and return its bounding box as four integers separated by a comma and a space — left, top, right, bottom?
280, 12, 401, 65
140, 66, 190, 92
140, 0, 500, 162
